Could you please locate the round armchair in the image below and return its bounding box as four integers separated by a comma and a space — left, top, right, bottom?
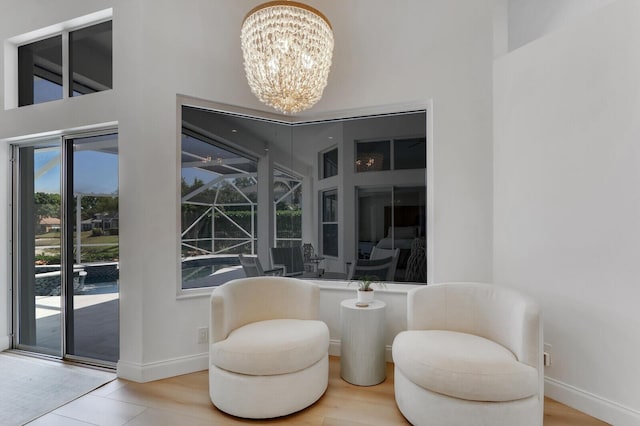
392, 282, 543, 426
209, 276, 329, 419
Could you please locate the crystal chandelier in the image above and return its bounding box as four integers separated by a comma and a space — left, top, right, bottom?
241, 1, 334, 114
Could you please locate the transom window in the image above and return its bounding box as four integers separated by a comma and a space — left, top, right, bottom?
17, 20, 112, 107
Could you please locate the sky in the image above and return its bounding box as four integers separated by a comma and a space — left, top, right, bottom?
31, 77, 118, 195
34, 143, 118, 195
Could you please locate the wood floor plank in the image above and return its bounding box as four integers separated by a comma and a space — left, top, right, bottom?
544, 397, 610, 426
42, 356, 609, 426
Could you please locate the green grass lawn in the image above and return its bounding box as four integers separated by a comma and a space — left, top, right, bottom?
36, 230, 118, 246
35, 230, 119, 264
83, 234, 119, 244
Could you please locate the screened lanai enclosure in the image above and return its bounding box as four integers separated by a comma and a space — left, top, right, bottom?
181, 106, 303, 289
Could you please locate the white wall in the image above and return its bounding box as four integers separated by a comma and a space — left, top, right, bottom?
0, 0, 494, 382
508, 0, 617, 51
494, 0, 640, 424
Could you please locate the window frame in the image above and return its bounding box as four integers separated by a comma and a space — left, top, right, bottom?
175, 96, 434, 297
6, 9, 113, 109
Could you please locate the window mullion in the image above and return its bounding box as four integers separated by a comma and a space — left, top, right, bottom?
61, 30, 70, 99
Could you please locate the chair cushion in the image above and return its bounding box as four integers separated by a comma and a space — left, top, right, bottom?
393, 330, 538, 402
211, 319, 329, 376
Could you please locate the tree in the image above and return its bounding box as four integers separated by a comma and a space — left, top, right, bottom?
77, 195, 118, 220
34, 192, 61, 222
95, 196, 118, 214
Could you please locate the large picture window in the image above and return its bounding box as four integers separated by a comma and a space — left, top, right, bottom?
178, 102, 427, 286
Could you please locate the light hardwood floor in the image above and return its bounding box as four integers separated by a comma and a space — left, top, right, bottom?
29, 357, 609, 425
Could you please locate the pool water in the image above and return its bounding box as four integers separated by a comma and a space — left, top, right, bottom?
182, 256, 240, 284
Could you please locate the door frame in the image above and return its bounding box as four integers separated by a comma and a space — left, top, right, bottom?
11, 126, 118, 368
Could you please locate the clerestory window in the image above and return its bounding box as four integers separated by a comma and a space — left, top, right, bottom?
18, 20, 112, 107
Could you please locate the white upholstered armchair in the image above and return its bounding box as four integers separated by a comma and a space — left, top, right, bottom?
209, 276, 329, 419
392, 282, 543, 426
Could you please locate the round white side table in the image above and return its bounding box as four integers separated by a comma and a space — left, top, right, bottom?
340, 298, 386, 386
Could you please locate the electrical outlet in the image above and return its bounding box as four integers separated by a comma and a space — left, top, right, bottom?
197, 327, 209, 344
543, 343, 552, 367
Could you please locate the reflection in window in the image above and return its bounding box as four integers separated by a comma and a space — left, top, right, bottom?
274, 169, 302, 248
181, 131, 258, 289
357, 186, 426, 282
70, 21, 113, 96
394, 137, 426, 170
322, 189, 338, 257
322, 148, 338, 178
355, 140, 390, 172
18, 35, 63, 106
356, 137, 426, 172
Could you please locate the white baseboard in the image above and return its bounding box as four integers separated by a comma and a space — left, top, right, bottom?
545, 376, 640, 426
0, 334, 10, 351
119, 341, 394, 384
329, 339, 341, 357
329, 339, 394, 362
117, 352, 208, 383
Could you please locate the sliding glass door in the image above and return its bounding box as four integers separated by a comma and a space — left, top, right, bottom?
14, 132, 119, 365
15, 141, 63, 356
66, 133, 119, 363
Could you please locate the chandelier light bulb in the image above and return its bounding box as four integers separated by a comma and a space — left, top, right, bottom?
241, 1, 334, 114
